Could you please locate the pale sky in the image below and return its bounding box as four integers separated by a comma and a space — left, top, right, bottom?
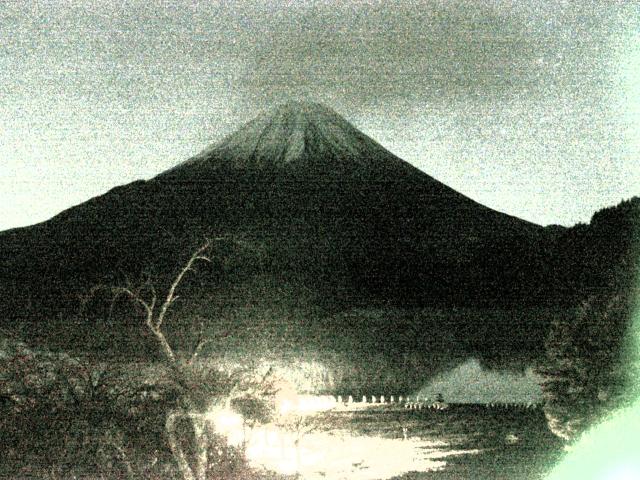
1, 0, 639, 231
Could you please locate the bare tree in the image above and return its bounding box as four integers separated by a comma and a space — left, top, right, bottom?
106, 240, 213, 480
108, 240, 212, 367
88, 239, 277, 480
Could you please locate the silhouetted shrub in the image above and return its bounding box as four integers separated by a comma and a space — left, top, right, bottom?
537, 287, 637, 441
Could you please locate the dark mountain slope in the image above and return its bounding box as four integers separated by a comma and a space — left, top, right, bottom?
0, 102, 561, 367
155, 101, 549, 303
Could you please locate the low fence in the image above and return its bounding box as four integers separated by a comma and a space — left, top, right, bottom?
312, 394, 542, 411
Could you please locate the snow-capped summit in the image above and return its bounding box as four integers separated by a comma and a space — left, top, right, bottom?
161, 100, 421, 181
216, 101, 368, 164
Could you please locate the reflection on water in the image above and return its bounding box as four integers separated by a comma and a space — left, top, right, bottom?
207, 401, 561, 479
209, 405, 481, 479
245, 426, 478, 479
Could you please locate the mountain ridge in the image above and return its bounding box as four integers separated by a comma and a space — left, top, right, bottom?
0, 101, 586, 377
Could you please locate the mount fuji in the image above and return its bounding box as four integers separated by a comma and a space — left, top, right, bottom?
0, 101, 556, 375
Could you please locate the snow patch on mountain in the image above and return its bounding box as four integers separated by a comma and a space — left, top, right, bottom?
162, 101, 422, 180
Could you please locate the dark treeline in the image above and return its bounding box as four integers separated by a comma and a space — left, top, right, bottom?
536, 197, 639, 441
546, 196, 639, 303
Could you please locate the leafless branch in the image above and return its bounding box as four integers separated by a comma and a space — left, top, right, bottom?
108, 288, 128, 320
189, 339, 214, 365
111, 287, 153, 319
77, 284, 105, 317
188, 318, 213, 365
80, 240, 216, 373
155, 239, 211, 331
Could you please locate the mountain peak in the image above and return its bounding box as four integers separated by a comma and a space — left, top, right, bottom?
161, 100, 421, 180
269, 100, 336, 116
214, 100, 365, 165
264, 100, 350, 129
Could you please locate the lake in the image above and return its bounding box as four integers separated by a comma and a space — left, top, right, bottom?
242, 404, 566, 480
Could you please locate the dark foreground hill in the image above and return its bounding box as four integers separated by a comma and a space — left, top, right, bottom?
0, 102, 637, 389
